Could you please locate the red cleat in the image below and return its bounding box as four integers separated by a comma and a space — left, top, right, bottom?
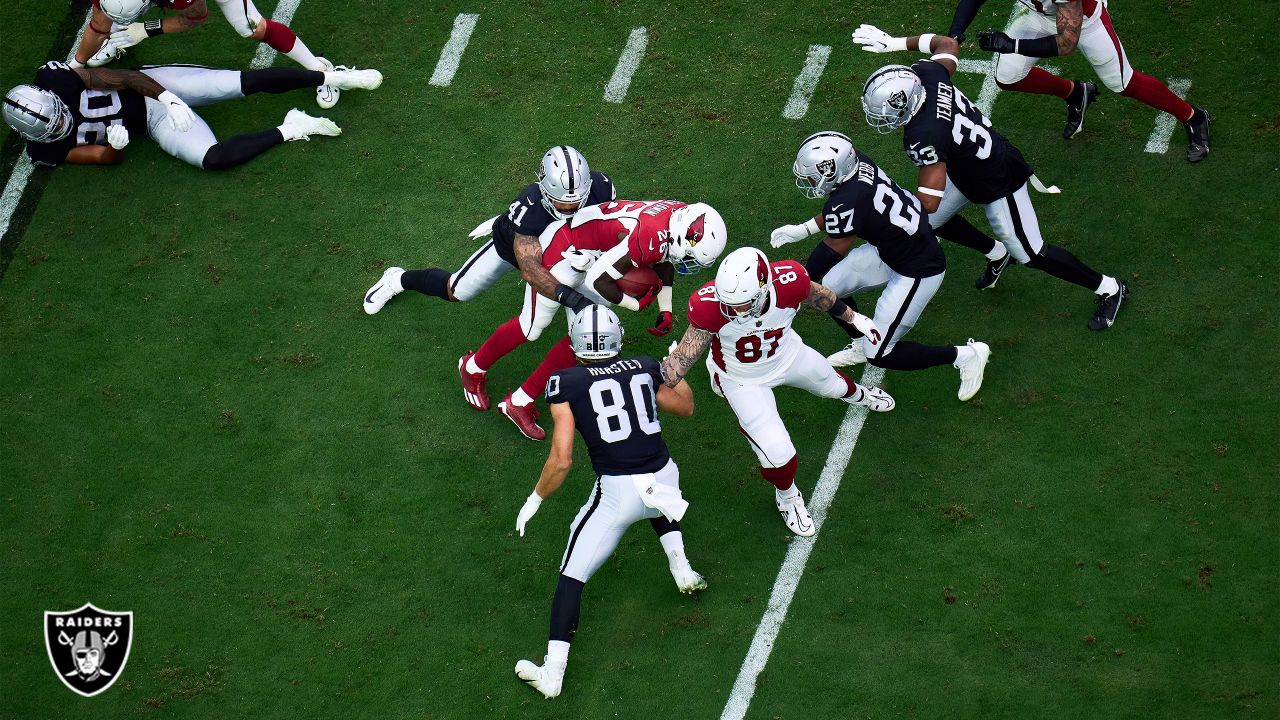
498, 394, 546, 441
458, 351, 490, 411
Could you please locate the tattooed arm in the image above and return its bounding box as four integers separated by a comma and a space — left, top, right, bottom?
513, 232, 562, 300
803, 281, 883, 343
73, 68, 167, 98
1055, 1, 1084, 55
660, 325, 713, 388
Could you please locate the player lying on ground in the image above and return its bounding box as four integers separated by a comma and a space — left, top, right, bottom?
852, 25, 1127, 330
3, 61, 381, 169
948, 0, 1209, 161
660, 247, 895, 537
513, 305, 705, 699
76, 0, 349, 109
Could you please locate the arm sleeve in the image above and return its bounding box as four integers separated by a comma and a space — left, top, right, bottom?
949, 0, 989, 38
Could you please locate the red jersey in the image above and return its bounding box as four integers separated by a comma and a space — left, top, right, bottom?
541, 199, 682, 270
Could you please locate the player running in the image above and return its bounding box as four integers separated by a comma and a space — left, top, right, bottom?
513, 305, 705, 699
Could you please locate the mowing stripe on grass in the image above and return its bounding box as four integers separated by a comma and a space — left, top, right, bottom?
604, 27, 648, 103
1144, 78, 1192, 154
781, 45, 831, 120
429, 13, 480, 87
249, 0, 303, 70
719, 365, 886, 720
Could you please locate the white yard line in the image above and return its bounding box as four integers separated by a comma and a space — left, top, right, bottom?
781, 45, 832, 120
603, 27, 648, 103
719, 365, 886, 720
429, 13, 480, 87
1144, 78, 1192, 154
249, 0, 303, 70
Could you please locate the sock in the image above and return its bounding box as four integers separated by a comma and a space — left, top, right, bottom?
1025, 244, 1104, 292
284, 36, 325, 72
240, 68, 325, 95
656, 529, 687, 564
465, 354, 484, 374
1121, 71, 1194, 122
1095, 275, 1120, 297
999, 67, 1075, 99
518, 338, 576, 401
935, 215, 999, 256
548, 574, 585, 644
869, 341, 959, 371
201, 129, 284, 170
760, 455, 799, 494
650, 516, 680, 537
546, 639, 570, 667
400, 268, 453, 300
804, 242, 844, 284
473, 317, 528, 371
953, 344, 976, 367
261, 19, 297, 52
835, 370, 861, 400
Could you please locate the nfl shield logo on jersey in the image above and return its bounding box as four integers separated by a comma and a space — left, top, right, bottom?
44, 603, 134, 697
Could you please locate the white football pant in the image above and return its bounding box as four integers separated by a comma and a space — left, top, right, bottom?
560, 459, 681, 583
929, 178, 1046, 264
449, 241, 516, 302
997, 0, 1134, 93
819, 244, 944, 361
139, 66, 244, 167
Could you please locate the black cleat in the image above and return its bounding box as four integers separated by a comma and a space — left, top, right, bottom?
1184, 105, 1211, 162
975, 253, 1011, 290
1088, 280, 1128, 331
1063, 80, 1098, 139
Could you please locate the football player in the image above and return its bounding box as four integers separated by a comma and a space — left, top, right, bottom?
771, 132, 991, 398
3, 61, 381, 170
852, 25, 1128, 331
513, 305, 705, 699
75, 0, 347, 109
461, 200, 726, 441
659, 247, 895, 537
949, 0, 1209, 161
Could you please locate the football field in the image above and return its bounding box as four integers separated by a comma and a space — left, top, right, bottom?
2, 1, 1278, 718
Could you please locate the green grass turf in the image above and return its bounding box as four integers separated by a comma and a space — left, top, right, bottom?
1, 1, 1278, 718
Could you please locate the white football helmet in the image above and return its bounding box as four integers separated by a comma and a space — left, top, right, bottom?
714, 247, 773, 323
537, 145, 593, 220
862, 65, 927, 134
568, 304, 624, 361
99, 0, 152, 24
3, 85, 73, 142
667, 202, 727, 275
792, 131, 857, 199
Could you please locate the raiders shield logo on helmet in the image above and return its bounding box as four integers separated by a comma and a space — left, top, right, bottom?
44, 603, 133, 697
888, 90, 908, 111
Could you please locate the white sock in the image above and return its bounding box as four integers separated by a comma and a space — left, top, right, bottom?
953, 344, 975, 367
511, 388, 535, 407
985, 244, 1009, 262
465, 355, 484, 374
285, 37, 325, 71
1095, 276, 1120, 297
546, 640, 570, 666
775, 484, 800, 502
658, 531, 686, 563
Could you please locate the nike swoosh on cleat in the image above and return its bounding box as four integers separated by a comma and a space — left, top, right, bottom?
364, 284, 382, 303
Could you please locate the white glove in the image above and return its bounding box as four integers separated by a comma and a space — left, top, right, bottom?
468, 214, 499, 240
156, 90, 195, 133
106, 124, 130, 150
851, 311, 883, 347
516, 492, 543, 537
562, 247, 599, 272
851, 24, 907, 53
110, 23, 149, 49
770, 219, 819, 249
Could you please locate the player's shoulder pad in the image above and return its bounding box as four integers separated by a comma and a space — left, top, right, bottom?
589, 171, 616, 202
770, 260, 811, 308
687, 281, 727, 332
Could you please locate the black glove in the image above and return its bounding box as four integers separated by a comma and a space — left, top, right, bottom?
978, 29, 1017, 54
949, 31, 966, 44
555, 284, 592, 313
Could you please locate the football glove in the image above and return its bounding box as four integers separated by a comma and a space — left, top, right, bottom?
635, 285, 660, 311
562, 247, 599, 272
978, 29, 1018, 54
647, 310, 674, 336
516, 492, 542, 537
110, 22, 149, 49
770, 219, 820, 249
157, 91, 195, 132
851, 311, 883, 347
851, 24, 907, 53
106, 124, 129, 150
468, 214, 498, 240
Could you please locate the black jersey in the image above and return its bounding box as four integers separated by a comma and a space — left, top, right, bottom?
545, 355, 670, 476
902, 60, 1032, 205
821, 150, 946, 278
25, 62, 149, 168
491, 171, 616, 266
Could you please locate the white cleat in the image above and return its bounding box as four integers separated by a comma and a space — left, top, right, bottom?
515, 659, 564, 699
363, 267, 405, 314
87, 39, 128, 67
847, 385, 895, 412
956, 339, 991, 402
775, 491, 816, 537
826, 340, 867, 367
670, 562, 707, 594
327, 66, 384, 91
279, 108, 341, 142
315, 57, 340, 109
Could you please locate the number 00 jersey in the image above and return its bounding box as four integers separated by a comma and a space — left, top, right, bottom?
545, 356, 671, 475
902, 60, 1032, 205
687, 260, 810, 385
25, 63, 148, 167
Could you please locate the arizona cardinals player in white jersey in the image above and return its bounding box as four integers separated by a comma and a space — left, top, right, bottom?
659, 247, 893, 537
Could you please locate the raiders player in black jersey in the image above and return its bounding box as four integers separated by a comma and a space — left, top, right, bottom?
852, 24, 1127, 331
512, 305, 703, 699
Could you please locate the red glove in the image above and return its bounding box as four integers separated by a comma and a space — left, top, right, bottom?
636, 285, 659, 311
647, 311, 674, 336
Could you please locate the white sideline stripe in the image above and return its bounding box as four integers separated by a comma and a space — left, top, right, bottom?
1144, 78, 1192, 154
429, 13, 480, 87
782, 45, 831, 120
604, 27, 648, 103
719, 365, 886, 720
249, 0, 303, 70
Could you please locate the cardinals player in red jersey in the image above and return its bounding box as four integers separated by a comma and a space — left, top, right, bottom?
459, 200, 727, 440
659, 247, 894, 537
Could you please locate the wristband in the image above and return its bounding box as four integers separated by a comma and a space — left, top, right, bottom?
827, 298, 849, 320
919, 33, 936, 53
144, 19, 164, 36
1014, 35, 1059, 58
555, 283, 591, 312
618, 294, 640, 312
656, 285, 673, 313
802, 217, 820, 236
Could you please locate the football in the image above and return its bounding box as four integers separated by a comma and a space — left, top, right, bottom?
615, 266, 661, 298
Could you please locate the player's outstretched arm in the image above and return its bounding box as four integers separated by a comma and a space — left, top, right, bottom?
979, 1, 1080, 57
660, 326, 712, 388
517, 403, 575, 537
513, 233, 562, 300
851, 25, 960, 75
656, 379, 694, 417
803, 282, 884, 346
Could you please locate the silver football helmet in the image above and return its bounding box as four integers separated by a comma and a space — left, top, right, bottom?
862, 65, 927, 134
569, 304, 624, 361
3, 85, 74, 143
537, 145, 593, 220
792, 131, 857, 200
98, 0, 151, 24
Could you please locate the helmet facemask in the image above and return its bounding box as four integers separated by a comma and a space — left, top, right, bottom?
3, 86, 74, 143
537, 146, 593, 221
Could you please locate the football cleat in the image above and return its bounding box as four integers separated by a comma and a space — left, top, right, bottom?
279, 108, 341, 142
956, 339, 991, 401
458, 351, 490, 411
327, 66, 384, 91
846, 385, 895, 413
498, 394, 546, 441
826, 341, 867, 367
1184, 106, 1210, 163
775, 492, 816, 537
975, 253, 1011, 290
1063, 80, 1098, 139
87, 39, 128, 67
670, 561, 708, 594
315, 57, 340, 109
515, 659, 564, 699
363, 266, 404, 314
1088, 280, 1128, 331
